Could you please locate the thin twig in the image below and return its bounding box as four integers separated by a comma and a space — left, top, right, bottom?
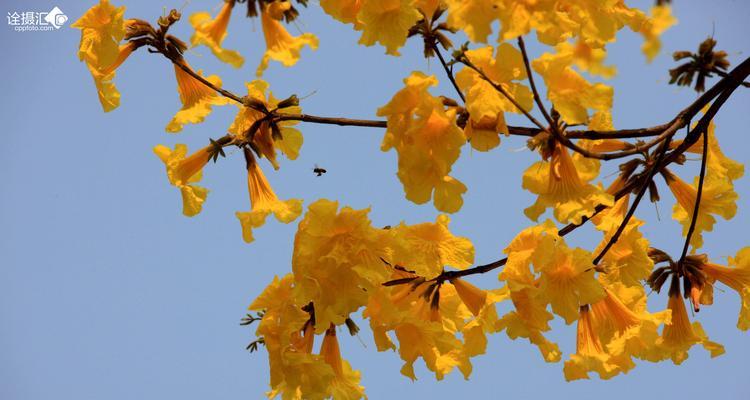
433, 44, 465, 103
517, 36, 554, 127
274, 114, 387, 128
678, 125, 709, 262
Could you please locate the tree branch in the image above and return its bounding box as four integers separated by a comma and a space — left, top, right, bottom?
433, 44, 465, 103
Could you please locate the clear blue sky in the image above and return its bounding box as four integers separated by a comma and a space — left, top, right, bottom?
1, 1, 748, 399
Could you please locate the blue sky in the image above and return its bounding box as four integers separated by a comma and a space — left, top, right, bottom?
1, 0, 749, 399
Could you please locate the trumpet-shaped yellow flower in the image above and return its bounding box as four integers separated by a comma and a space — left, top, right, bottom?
532, 49, 614, 125
455, 44, 534, 152
250, 275, 338, 400
563, 306, 626, 381
663, 169, 738, 250
166, 62, 230, 133
257, 1, 319, 77
292, 200, 390, 334
639, 5, 677, 62
697, 248, 750, 330
228, 80, 303, 170
536, 245, 605, 324
72, 0, 129, 112
153, 144, 211, 217
378, 72, 467, 212
235, 152, 302, 244
319, 328, 367, 399
389, 214, 474, 279
523, 143, 614, 225
189, 1, 244, 68
356, 0, 421, 56
654, 292, 724, 365
450, 278, 486, 317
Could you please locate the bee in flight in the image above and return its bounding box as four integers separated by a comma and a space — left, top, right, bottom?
313, 164, 327, 177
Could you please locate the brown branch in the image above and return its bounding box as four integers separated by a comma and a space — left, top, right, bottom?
274, 114, 387, 128
517, 36, 554, 128
712, 68, 750, 88
433, 44, 465, 103
565, 124, 671, 139
678, 127, 708, 263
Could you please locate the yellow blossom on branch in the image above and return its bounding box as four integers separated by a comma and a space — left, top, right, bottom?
72, 0, 130, 112
523, 143, 614, 225
166, 61, 230, 133
235, 150, 303, 244
153, 144, 211, 217
378, 72, 467, 212
228, 80, 304, 170
455, 44, 534, 152
257, 1, 319, 77
189, 1, 244, 68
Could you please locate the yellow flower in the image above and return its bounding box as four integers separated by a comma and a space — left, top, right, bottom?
389, 214, 474, 279
696, 248, 750, 330
72, 0, 129, 112
445, 0, 498, 43
671, 118, 744, 183
320, 0, 363, 27
378, 72, 467, 212
356, 0, 421, 55
532, 48, 614, 125
655, 290, 724, 365
189, 1, 244, 68
455, 44, 534, 152
235, 151, 302, 244
523, 142, 614, 225
559, 41, 617, 79
501, 220, 559, 289
167, 61, 230, 133
536, 245, 605, 324
257, 1, 319, 76
496, 287, 561, 363
364, 279, 474, 380
463, 114, 507, 152
320, 327, 367, 399
228, 80, 304, 170
594, 218, 653, 288
639, 5, 677, 62
153, 144, 211, 217
450, 278, 486, 317
563, 306, 626, 381
663, 169, 738, 250
292, 200, 390, 333
250, 275, 337, 400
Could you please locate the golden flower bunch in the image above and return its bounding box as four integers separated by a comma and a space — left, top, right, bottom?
72, 0, 750, 398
